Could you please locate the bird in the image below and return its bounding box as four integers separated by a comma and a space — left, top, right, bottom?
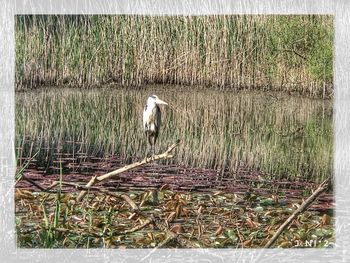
143, 95, 168, 159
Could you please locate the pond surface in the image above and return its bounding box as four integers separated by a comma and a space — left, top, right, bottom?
15, 85, 334, 248
16, 85, 333, 182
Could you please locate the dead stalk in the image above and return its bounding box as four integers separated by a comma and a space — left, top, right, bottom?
264, 178, 331, 248
76, 140, 180, 202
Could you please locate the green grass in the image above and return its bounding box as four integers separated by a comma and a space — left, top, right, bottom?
15, 15, 333, 97
15, 86, 333, 182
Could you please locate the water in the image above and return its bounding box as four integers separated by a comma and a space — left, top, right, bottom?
15, 85, 333, 182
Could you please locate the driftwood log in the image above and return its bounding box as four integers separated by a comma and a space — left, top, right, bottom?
76, 140, 180, 202
264, 178, 331, 248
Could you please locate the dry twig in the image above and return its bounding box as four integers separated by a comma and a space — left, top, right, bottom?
76, 140, 180, 202
264, 178, 331, 248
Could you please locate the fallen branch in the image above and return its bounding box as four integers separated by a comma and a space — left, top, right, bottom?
279, 49, 306, 60
120, 194, 139, 211
46, 180, 141, 213
76, 140, 180, 202
122, 218, 153, 234
20, 175, 48, 192
48, 181, 112, 192
20, 225, 41, 235
53, 227, 103, 238
99, 189, 140, 212
156, 231, 177, 248
264, 178, 331, 248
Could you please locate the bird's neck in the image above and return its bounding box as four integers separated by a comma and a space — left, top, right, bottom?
146, 102, 157, 110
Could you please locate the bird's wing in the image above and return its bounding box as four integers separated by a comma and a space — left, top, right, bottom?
143, 105, 148, 130
154, 105, 161, 136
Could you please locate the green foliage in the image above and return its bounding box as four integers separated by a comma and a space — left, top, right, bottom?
15, 15, 333, 97
265, 16, 333, 85
307, 34, 333, 82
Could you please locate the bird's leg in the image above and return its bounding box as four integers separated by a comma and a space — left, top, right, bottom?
144, 144, 150, 161
151, 144, 155, 161
151, 143, 159, 204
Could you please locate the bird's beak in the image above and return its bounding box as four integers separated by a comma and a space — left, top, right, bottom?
156, 98, 168, 106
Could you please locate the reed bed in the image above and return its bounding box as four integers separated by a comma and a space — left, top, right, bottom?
16, 86, 333, 182
15, 15, 333, 97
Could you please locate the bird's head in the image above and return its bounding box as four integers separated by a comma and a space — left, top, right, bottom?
147, 95, 168, 106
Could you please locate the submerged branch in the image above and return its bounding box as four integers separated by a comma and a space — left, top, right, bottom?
76, 140, 180, 202
264, 177, 331, 248
20, 175, 49, 192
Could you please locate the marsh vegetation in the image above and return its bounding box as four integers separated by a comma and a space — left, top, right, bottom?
15, 186, 334, 248
16, 15, 333, 97
16, 86, 332, 182
15, 14, 334, 248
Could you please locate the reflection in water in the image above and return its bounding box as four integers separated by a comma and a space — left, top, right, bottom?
16, 86, 332, 181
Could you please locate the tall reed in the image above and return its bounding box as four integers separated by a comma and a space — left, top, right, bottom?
16, 86, 333, 182
15, 15, 333, 98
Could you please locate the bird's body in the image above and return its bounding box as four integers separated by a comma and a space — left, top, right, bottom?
143, 95, 168, 157
143, 103, 161, 146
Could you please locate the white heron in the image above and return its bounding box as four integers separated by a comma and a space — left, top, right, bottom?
143, 95, 168, 158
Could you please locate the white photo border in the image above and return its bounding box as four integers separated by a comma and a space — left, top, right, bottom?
1, 0, 348, 262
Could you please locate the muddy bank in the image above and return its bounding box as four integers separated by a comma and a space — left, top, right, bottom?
16, 155, 333, 213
